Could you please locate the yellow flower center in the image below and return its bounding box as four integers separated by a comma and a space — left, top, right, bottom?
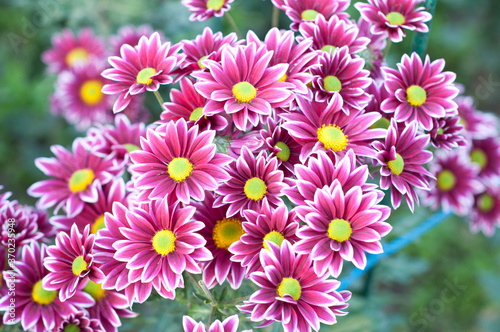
370, 117, 391, 130
206, 0, 224, 10
190, 107, 204, 121
69, 169, 94, 193
317, 124, 348, 152
152, 230, 176, 256
277, 73, 287, 83
386, 11, 406, 25
387, 153, 404, 175
213, 217, 245, 250
263, 231, 285, 250
79, 79, 104, 106
63, 324, 80, 332
470, 148, 487, 170
83, 280, 106, 301
275, 141, 291, 162
301, 9, 319, 21
244, 177, 267, 201
91, 214, 106, 234
168, 157, 193, 182
232, 82, 257, 103
406, 85, 427, 106
321, 45, 336, 54
323, 75, 342, 92
72, 255, 88, 276
277, 278, 301, 301
436, 169, 456, 191
198, 55, 209, 69
327, 218, 352, 243
477, 194, 494, 213
32, 280, 57, 305
66, 47, 89, 67
136, 67, 156, 85
124, 143, 140, 153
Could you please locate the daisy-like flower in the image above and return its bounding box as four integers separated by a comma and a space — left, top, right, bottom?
42, 28, 106, 73
469, 186, 500, 237
109, 24, 156, 56
183, 314, 248, 332
28, 138, 121, 217
456, 96, 498, 140
1, 200, 43, 248
424, 151, 483, 216
355, 0, 432, 43
215, 146, 288, 217
102, 32, 183, 113
56, 311, 103, 332
373, 119, 433, 211
311, 46, 371, 113
193, 43, 295, 131
469, 138, 500, 181
281, 94, 385, 162
230, 200, 299, 276
161, 78, 228, 131
429, 115, 466, 150
0, 243, 94, 332
182, 0, 235, 21
281, 0, 351, 30
130, 119, 232, 204
381, 53, 459, 131
192, 193, 246, 289
238, 240, 351, 332
111, 197, 212, 295
295, 182, 391, 278
43, 224, 104, 301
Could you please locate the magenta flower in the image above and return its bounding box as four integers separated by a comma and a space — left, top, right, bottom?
311, 47, 371, 113
0, 200, 43, 248
194, 43, 295, 131
182, 0, 235, 21
227, 130, 265, 160
28, 138, 122, 217
215, 146, 288, 217
109, 24, 156, 56
42, 28, 106, 73
238, 240, 351, 332
469, 186, 500, 237
381, 53, 459, 130
373, 119, 433, 211
56, 311, 103, 332
355, 0, 432, 42
102, 32, 183, 113
0, 243, 94, 332
130, 119, 232, 204
281, 94, 385, 162
456, 96, 498, 140
183, 314, 247, 332
429, 115, 466, 150
281, 0, 351, 30
469, 138, 500, 182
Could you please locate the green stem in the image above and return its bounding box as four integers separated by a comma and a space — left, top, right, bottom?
410, 0, 438, 57
383, 39, 392, 59
153, 90, 165, 111
272, 6, 279, 28
225, 12, 241, 39
222, 295, 251, 306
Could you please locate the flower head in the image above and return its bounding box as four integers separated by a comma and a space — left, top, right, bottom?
182, 0, 235, 21
456, 96, 498, 140
56, 311, 103, 332
183, 314, 246, 332
469, 186, 500, 237
469, 137, 500, 182
281, 0, 351, 30
429, 115, 466, 150
1, 200, 43, 248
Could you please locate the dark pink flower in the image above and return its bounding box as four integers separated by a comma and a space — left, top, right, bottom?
469, 186, 500, 237
1, 200, 43, 248
281, 0, 351, 30
183, 314, 245, 332
429, 115, 466, 150
469, 138, 500, 182
181, 0, 235, 21
56, 311, 103, 332
456, 96, 498, 140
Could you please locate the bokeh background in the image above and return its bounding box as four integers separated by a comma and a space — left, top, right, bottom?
0, 0, 499, 331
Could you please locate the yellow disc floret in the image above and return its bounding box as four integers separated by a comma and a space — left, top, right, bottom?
66, 47, 89, 67
80, 80, 104, 106
323, 75, 342, 92
263, 231, 285, 250
244, 177, 267, 201
206, 0, 224, 10
406, 85, 427, 107
168, 157, 193, 182
190, 107, 204, 121
213, 217, 245, 250
91, 214, 106, 234
69, 169, 94, 193
327, 218, 352, 243
437, 169, 456, 191
317, 124, 348, 152
386, 12, 406, 25
387, 153, 404, 175
83, 280, 106, 301
136, 67, 156, 85
301, 9, 319, 21
275, 141, 291, 162
321, 45, 336, 54
470, 148, 487, 170
277, 278, 301, 301
232, 82, 257, 103
32, 280, 57, 305
152, 230, 176, 256
72, 255, 88, 276
477, 194, 494, 213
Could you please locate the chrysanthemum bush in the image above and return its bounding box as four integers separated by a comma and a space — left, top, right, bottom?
1, 0, 500, 331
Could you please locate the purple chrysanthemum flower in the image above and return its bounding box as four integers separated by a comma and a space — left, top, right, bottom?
43, 224, 104, 301
56, 311, 103, 332
215, 146, 288, 217
456, 96, 498, 140
424, 151, 483, 216
429, 115, 466, 150
0, 200, 43, 248
193, 43, 295, 131
469, 137, 500, 182
102, 32, 183, 113
311, 47, 371, 113
281, 0, 350, 31
281, 94, 385, 162
373, 119, 433, 211
355, 0, 432, 42
183, 314, 247, 332
130, 119, 232, 204
0, 243, 94, 332
182, 0, 235, 21
238, 240, 351, 332
28, 138, 122, 217
469, 186, 500, 237
381, 53, 459, 130
42, 28, 106, 73
109, 24, 156, 56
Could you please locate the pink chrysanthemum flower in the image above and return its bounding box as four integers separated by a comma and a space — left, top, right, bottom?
238, 240, 351, 332
111, 197, 212, 295
42, 28, 106, 73
230, 200, 299, 276
381, 53, 459, 130
295, 182, 391, 278
281, 94, 385, 162
192, 193, 246, 289
227, 130, 265, 159
429, 115, 466, 150
373, 119, 433, 211
0, 243, 94, 332
0, 200, 43, 248
311, 47, 371, 113
355, 0, 432, 43
469, 138, 500, 182
183, 314, 247, 332
28, 138, 122, 217
194, 43, 295, 131
161, 78, 228, 131
130, 119, 232, 204
456, 96, 498, 140
102, 32, 183, 113
109, 24, 156, 56
281, 0, 351, 31
182, 0, 235, 21
298, 14, 370, 55
424, 151, 483, 216
365, 81, 392, 128
56, 311, 103, 332
469, 186, 500, 237
43, 224, 104, 301
215, 146, 288, 217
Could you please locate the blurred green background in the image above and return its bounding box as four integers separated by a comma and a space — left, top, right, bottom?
0, 0, 499, 331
